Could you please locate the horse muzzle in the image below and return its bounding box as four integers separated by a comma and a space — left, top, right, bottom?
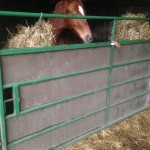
82, 35, 93, 43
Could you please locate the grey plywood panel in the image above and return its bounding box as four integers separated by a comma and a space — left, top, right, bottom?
6, 91, 106, 143
109, 94, 149, 123
8, 111, 105, 150
112, 43, 150, 84
1, 47, 110, 84
112, 61, 150, 84
114, 43, 150, 64
19, 70, 108, 110
110, 77, 150, 104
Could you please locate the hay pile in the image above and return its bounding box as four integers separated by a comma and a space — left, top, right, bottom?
6, 19, 55, 48
65, 109, 150, 150
115, 13, 150, 41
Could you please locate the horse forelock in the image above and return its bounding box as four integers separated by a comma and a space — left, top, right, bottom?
54, 0, 67, 14
54, 0, 84, 14
74, 0, 85, 15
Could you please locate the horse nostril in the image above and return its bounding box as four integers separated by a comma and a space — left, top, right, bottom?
86, 35, 93, 43
89, 37, 93, 42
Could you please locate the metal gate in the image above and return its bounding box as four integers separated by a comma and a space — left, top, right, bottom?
0, 11, 150, 150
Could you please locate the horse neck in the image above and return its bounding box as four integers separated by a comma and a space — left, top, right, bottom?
48, 18, 66, 41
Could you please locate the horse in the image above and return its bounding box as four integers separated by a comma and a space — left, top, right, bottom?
48, 0, 93, 45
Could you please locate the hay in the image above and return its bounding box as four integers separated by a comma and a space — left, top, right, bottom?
115, 13, 150, 41
6, 19, 55, 48
65, 109, 150, 150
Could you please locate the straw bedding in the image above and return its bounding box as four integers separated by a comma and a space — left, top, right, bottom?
5, 19, 55, 48
65, 109, 150, 150
115, 13, 150, 41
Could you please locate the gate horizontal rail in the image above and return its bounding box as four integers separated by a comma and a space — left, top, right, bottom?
0, 11, 150, 21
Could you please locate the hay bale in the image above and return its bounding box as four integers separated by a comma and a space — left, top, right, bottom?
115, 13, 150, 41
6, 19, 55, 48
65, 109, 150, 150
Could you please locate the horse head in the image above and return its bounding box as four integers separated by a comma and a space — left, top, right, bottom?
52, 0, 93, 43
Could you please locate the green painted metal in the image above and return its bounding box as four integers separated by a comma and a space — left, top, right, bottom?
7, 87, 107, 119
6, 87, 107, 119
0, 42, 111, 56
3, 66, 109, 89
0, 11, 150, 21
5, 74, 150, 120
112, 74, 150, 88
0, 40, 149, 56
110, 91, 150, 108
13, 86, 20, 116
104, 19, 116, 125
0, 11, 150, 150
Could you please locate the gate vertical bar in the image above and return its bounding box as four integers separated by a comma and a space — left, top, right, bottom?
104, 19, 116, 125
0, 59, 8, 150
13, 86, 20, 115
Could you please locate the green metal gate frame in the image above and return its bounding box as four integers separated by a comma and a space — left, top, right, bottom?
0, 11, 150, 150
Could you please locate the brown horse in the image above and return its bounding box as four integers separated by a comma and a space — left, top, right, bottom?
48, 0, 93, 45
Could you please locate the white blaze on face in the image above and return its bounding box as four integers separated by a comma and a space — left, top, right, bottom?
78, 5, 84, 16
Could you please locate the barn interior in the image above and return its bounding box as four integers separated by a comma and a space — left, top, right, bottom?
0, 0, 150, 48
0, 0, 150, 149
